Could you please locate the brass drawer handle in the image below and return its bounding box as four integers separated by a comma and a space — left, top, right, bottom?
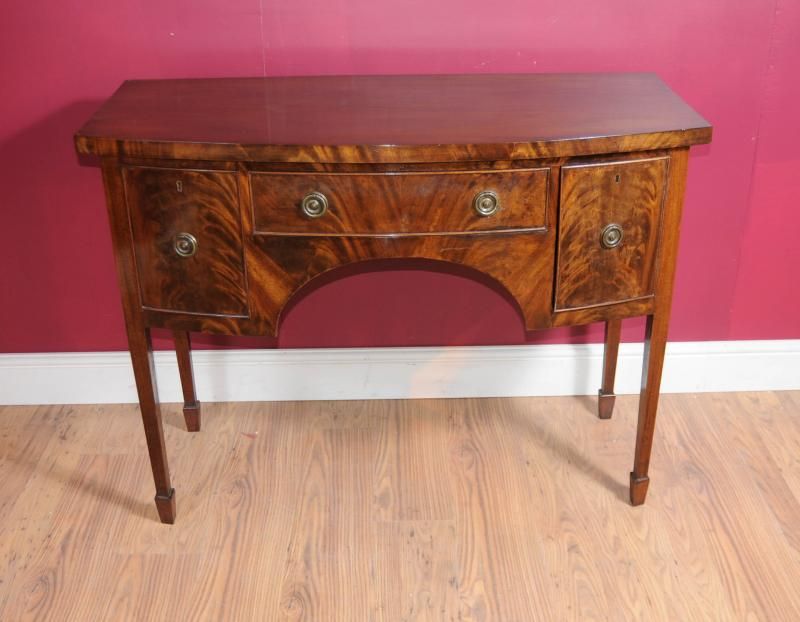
301, 191, 328, 218
473, 190, 499, 217
174, 232, 198, 257
600, 223, 624, 249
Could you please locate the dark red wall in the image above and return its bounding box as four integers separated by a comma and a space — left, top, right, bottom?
1, 1, 798, 352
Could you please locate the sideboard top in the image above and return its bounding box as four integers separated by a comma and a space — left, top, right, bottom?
75, 73, 711, 163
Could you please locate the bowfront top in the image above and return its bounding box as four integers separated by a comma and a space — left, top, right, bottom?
75, 73, 711, 163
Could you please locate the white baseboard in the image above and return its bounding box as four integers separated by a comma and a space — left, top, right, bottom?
0, 340, 798, 405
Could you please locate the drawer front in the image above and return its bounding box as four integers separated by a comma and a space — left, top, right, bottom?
555, 156, 669, 310
125, 167, 248, 316
250, 169, 549, 235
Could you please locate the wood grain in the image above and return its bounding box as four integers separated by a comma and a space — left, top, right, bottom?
2, 393, 799, 620
249, 168, 549, 235
124, 166, 248, 317
74, 74, 711, 163
630, 149, 690, 505
555, 156, 669, 310
246, 231, 556, 336
75, 75, 712, 521
102, 162, 176, 524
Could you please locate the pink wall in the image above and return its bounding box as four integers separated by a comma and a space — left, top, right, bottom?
1, 1, 798, 352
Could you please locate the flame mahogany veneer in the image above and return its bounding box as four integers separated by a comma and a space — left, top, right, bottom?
76, 73, 711, 523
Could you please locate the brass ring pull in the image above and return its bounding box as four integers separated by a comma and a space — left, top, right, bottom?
600, 223, 624, 249
301, 191, 328, 218
174, 232, 198, 257
473, 190, 499, 217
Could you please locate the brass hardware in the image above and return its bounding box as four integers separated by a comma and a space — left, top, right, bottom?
600, 223, 624, 249
301, 191, 328, 218
473, 190, 499, 217
176, 180, 183, 193
174, 232, 198, 257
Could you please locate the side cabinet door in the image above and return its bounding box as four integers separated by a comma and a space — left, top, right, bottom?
555, 156, 669, 311
124, 167, 249, 316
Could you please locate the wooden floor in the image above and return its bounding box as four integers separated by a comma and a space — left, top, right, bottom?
1, 392, 799, 621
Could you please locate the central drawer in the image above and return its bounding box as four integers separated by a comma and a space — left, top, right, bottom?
249, 168, 550, 235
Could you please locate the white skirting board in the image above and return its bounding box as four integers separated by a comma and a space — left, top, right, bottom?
0, 340, 798, 405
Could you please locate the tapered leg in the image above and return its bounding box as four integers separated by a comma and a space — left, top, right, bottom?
128, 325, 176, 523
173, 331, 201, 432
598, 319, 622, 419
101, 161, 175, 523
630, 313, 669, 506
627, 148, 688, 506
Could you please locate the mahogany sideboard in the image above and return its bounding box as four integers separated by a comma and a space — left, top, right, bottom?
75, 73, 712, 523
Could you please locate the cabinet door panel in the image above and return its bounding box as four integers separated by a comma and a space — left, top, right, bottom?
125, 167, 248, 316
555, 156, 668, 310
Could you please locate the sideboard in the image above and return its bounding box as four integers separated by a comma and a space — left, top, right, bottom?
75, 73, 712, 523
